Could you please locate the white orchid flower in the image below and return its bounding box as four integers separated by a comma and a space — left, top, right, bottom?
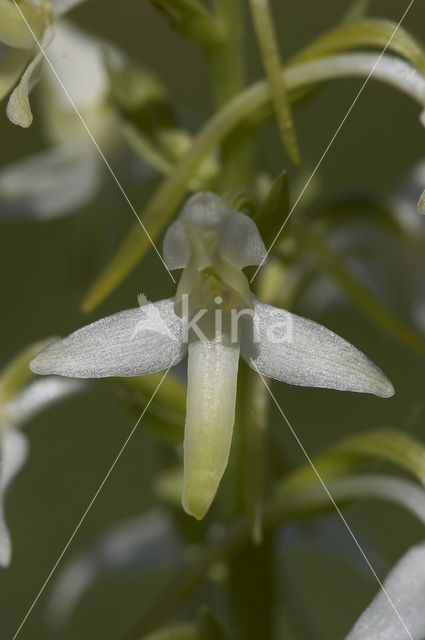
345, 541, 425, 640
0, 0, 88, 126
0, 17, 119, 220
30, 192, 394, 520
0, 373, 84, 566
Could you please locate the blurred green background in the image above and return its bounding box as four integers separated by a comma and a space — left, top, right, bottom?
1, 0, 425, 638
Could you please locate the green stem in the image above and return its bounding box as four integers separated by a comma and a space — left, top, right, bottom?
241, 369, 269, 545
209, 0, 245, 107
123, 474, 361, 640
83, 52, 425, 311
209, 0, 256, 191
249, 0, 301, 164
228, 533, 275, 640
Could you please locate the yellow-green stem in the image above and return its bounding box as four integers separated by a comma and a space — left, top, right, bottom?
250, 0, 301, 164
209, 0, 256, 191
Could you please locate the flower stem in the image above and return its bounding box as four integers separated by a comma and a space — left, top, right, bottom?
83, 52, 425, 311
209, 0, 256, 191
250, 0, 301, 164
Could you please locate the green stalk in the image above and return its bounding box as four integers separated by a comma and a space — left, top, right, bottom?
122, 471, 387, 639
209, 0, 256, 191
249, 0, 301, 164
82, 51, 425, 311
241, 370, 269, 545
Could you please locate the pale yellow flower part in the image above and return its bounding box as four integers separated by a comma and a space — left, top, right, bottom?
30, 192, 394, 520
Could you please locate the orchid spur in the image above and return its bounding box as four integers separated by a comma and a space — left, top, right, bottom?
30, 192, 394, 520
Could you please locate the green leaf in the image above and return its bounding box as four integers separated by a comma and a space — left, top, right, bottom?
292, 19, 425, 76
148, 0, 223, 49
284, 429, 425, 491
249, 0, 301, 164
128, 463, 425, 638
0, 337, 57, 405
82, 39, 425, 311
302, 225, 425, 352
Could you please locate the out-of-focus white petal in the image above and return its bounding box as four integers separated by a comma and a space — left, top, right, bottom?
30, 299, 186, 378
6, 27, 53, 127
241, 297, 394, 398
48, 509, 182, 623
183, 335, 240, 520
43, 20, 108, 111
345, 540, 425, 640
0, 428, 29, 567
0, 142, 101, 219
4, 377, 85, 427
0, 0, 48, 49
0, 46, 32, 102
163, 192, 267, 270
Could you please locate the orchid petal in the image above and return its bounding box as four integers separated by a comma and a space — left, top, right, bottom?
183, 335, 240, 520
345, 540, 425, 640
47, 509, 182, 623
241, 297, 394, 398
0, 0, 48, 49
163, 192, 267, 270
4, 377, 84, 427
0, 428, 29, 567
0, 142, 101, 219
30, 299, 186, 378
0, 46, 32, 103
43, 20, 108, 111
6, 27, 54, 128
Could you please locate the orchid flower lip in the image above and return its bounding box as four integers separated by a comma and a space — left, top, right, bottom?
28, 192, 395, 523
30, 190, 395, 400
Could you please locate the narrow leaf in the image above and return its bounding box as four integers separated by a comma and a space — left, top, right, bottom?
303, 226, 425, 352
129, 467, 425, 637
292, 19, 425, 77
82, 51, 425, 310
249, 0, 301, 164
286, 428, 425, 490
